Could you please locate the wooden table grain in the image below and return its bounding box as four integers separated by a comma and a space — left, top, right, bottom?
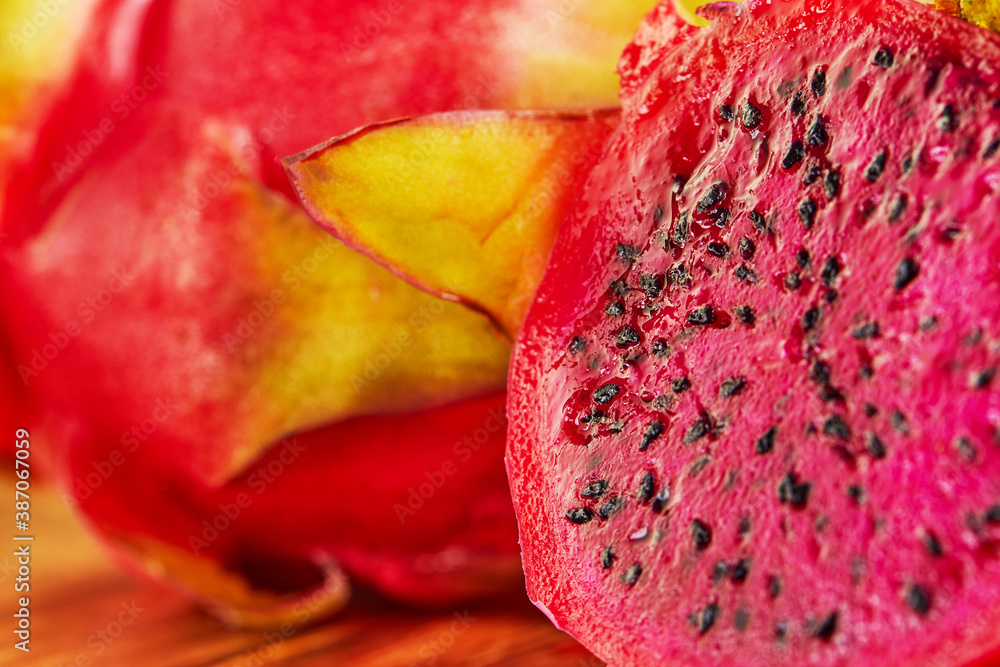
0, 475, 601, 666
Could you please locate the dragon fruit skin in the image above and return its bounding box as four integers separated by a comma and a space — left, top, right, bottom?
507, 1, 1000, 665
0, 0, 659, 627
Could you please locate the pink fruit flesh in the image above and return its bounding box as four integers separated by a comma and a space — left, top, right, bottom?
508, 1, 1000, 665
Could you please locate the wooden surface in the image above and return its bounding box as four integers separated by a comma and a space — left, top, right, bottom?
0, 475, 601, 666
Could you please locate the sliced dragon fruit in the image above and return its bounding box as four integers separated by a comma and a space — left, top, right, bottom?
507, 0, 1000, 664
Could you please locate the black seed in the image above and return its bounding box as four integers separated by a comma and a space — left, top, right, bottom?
569, 336, 587, 354
605, 301, 625, 317
691, 519, 712, 550
956, 437, 977, 461
785, 272, 801, 290
985, 505, 1000, 523
888, 194, 908, 222
720, 377, 747, 398
598, 496, 623, 519
907, 585, 931, 615
985, 137, 1000, 159
803, 163, 822, 186
865, 151, 887, 182
698, 182, 729, 213
798, 199, 818, 229
712, 561, 729, 584
796, 249, 811, 267
864, 403, 878, 417
673, 377, 692, 393
687, 305, 717, 326
718, 104, 735, 122
621, 563, 642, 586
847, 485, 864, 502
782, 140, 806, 169
651, 338, 670, 357
823, 415, 852, 441
616, 327, 641, 348
778, 473, 812, 507
938, 104, 958, 132
713, 208, 730, 228
651, 486, 671, 513
640, 273, 663, 298
699, 604, 719, 634
566, 508, 593, 524
749, 210, 768, 233
775, 623, 788, 641
811, 361, 831, 386
873, 47, 894, 68
738, 237, 756, 261
972, 369, 996, 389
807, 115, 828, 146
821, 256, 841, 286
802, 307, 820, 331
790, 91, 806, 116
616, 243, 639, 263
731, 559, 749, 582
601, 546, 615, 569
581, 480, 608, 498
735, 265, 759, 283
609, 279, 627, 296
756, 427, 777, 455
866, 433, 887, 459
734, 609, 750, 631
735, 306, 756, 325
593, 383, 621, 405
811, 69, 827, 97
853, 322, 880, 339
819, 385, 843, 402
824, 169, 841, 198
637, 472, 655, 504
668, 264, 691, 288
707, 242, 730, 258
859, 365, 874, 379
902, 153, 914, 172
769, 577, 781, 598
812, 612, 838, 640
826, 289, 839, 303
683, 415, 711, 444
922, 532, 943, 556
891, 410, 908, 433
894, 257, 920, 291
673, 212, 691, 245
640, 421, 665, 451
743, 102, 762, 129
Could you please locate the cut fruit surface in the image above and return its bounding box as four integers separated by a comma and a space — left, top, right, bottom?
507, 1, 1000, 665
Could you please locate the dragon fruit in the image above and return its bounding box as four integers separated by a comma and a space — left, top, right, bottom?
0, 0, 658, 628
506, 0, 1000, 664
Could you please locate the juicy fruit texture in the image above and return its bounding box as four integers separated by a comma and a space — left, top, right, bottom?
0, 0, 656, 626
286, 110, 619, 338
508, 1, 1000, 665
